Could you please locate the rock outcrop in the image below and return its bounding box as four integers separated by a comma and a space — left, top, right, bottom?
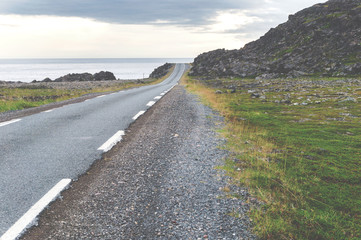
149, 63, 174, 79
43, 71, 116, 82
93, 71, 117, 81
190, 0, 361, 78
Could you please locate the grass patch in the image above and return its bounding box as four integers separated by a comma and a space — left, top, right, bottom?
183, 75, 361, 239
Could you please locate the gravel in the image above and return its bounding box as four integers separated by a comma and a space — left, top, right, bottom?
22, 86, 256, 240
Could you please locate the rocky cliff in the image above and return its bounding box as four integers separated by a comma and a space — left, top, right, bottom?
190, 0, 361, 79
149, 63, 174, 79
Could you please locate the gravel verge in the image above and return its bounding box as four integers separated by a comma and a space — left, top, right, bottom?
21, 86, 256, 240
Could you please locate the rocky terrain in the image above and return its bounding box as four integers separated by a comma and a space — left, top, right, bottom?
149, 63, 174, 79
36, 71, 116, 83
204, 77, 361, 108
190, 0, 361, 79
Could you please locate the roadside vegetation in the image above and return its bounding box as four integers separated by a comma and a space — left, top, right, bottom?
0, 66, 173, 113
183, 74, 361, 239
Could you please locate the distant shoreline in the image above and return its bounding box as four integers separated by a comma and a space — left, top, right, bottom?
0, 58, 193, 83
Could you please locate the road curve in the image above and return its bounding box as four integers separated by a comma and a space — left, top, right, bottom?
0, 63, 186, 237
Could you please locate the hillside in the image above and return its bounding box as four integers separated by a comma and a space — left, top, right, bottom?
190, 0, 361, 79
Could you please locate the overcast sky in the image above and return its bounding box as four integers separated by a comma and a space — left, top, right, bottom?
0, 0, 326, 58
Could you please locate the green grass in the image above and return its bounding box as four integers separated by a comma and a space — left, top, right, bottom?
184, 76, 361, 239
0, 87, 86, 112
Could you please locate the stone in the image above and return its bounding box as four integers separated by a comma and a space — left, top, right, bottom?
339, 97, 357, 103
251, 92, 261, 98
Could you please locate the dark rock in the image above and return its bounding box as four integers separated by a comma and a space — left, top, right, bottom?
93, 71, 116, 81
54, 73, 94, 82
52, 71, 116, 82
149, 63, 174, 79
251, 92, 261, 98
190, 0, 361, 78
42, 78, 52, 82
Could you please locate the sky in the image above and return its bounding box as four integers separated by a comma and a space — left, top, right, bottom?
0, 0, 327, 59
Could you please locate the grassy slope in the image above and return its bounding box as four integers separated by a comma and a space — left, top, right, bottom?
0, 66, 174, 113
183, 75, 361, 239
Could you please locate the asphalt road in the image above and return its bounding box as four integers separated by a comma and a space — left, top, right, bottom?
0, 63, 186, 236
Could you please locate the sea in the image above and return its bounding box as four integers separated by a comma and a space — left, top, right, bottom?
0, 58, 193, 83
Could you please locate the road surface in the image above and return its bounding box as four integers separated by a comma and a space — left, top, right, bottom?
0, 63, 186, 237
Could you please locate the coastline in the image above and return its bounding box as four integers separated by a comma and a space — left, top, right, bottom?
0, 58, 193, 83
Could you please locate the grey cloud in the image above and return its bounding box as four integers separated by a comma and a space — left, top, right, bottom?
0, 0, 266, 26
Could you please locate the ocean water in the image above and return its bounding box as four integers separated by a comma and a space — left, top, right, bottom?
0, 58, 193, 83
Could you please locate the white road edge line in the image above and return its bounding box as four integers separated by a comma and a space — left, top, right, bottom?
43, 109, 54, 113
0, 179, 71, 240
146, 101, 156, 107
154, 96, 162, 100
0, 119, 22, 127
132, 111, 146, 120
96, 95, 106, 98
98, 130, 125, 152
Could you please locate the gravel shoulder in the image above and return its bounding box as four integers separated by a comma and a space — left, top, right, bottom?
21, 86, 256, 240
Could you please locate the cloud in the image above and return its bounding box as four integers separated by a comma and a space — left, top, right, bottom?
0, 0, 327, 58
0, 0, 265, 26
0, 0, 324, 37
0, 14, 249, 58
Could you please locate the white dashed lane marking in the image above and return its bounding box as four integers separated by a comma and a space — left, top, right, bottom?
0, 179, 71, 240
146, 101, 156, 107
0, 119, 22, 128
98, 130, 125, 152
132, 111, 146, 121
